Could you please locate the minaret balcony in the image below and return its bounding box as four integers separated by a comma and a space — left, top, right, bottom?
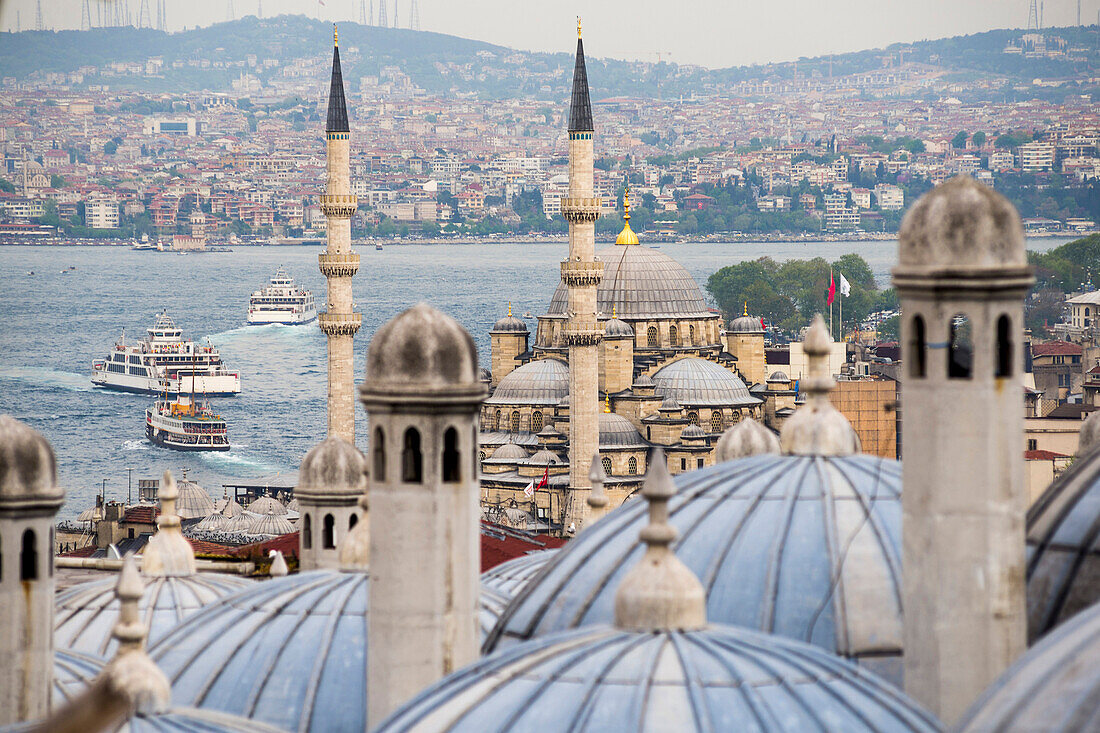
318, 312, 363, 336
560, 260, 604, 286
560, 196, 601, 222
562, 318, 603, 346
319, 252, 361, 277
320, 194, 359, 218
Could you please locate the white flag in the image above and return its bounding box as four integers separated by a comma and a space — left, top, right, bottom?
523, 480, 535, 498
839, 273, 851, 297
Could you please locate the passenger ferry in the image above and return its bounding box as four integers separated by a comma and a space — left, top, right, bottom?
247, 268, 316, 325
146, 394, 230, 451
91, 311, 241, 396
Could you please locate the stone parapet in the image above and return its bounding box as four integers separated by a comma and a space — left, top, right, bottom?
319, 252, 361, 277
560, 196, 601, 222
320, 193, 358, 218
560, 259, 603, 286
563, 319, 603, 346
319, 311, 362, 336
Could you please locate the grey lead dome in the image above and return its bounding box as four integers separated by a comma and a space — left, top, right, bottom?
366, 303, 479, 388
485, 359, 569, 406
298, 435, 366, 495
651, 358, 760, 407
0, 414, 63, 507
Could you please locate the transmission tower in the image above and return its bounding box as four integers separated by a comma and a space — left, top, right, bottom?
227, 0, 235, 22
1027, 0, 1039, 29
392, 0, 399, 28
138, 0, 151, 28
257, 0, 262, 18
81, 0, 92, 30
378, 0, 387, 27
35, 0, 43, 31
409, 0, 420, 31
157, 0, 167, 31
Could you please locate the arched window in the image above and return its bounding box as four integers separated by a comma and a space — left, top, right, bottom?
494, 410, 501, 431
996, 314, 1013, 378
302, 514, 312, 549
689, 324, 696, 344
1087, 307, 1091, 317
322, 514, 335, 549
443, 427, 461, 483
628, 456, 638, 475
949, 313, 973, 380
20, 529, 37, 581
531, 411, 544, 433
349, 514, 358, 530
909, 315, 926, 379
478, 450, 486, 462
710, 412, 724, 433
669, 325, 678, 346
372, 427, 386, 482
647, 326, 658, 348
402, 427, 423, 483
510, 411, 521, 432
687, 411, 699, 426
601, 456, 612, 475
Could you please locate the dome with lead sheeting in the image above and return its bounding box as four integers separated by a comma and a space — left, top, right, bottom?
651, 358, 760, 407
480, 549, 558, 599
486, 359, 569, 406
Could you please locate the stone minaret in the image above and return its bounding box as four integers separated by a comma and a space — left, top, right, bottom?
361, 303, 487, 726
0, 415, 64, 724
296, 436, 366, 570
895, 176, 1033, 723
318, 24, 361, 442
560, 19, 602, 533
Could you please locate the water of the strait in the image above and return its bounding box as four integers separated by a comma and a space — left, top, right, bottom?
0, 237, 1073, 518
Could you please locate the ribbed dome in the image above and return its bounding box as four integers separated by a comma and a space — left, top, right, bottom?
54, 649, 103, 706
528, 449, 561, 465
479, 587, 510, 641
246, 496, 285, 515
485, 454, 905, 684
547, 246, 712, 319
380, 625, 937, 733
224, 512, 255, 534
681, 423, 707, 439
248, 510, 295, 536
486, 359, 569, 406
768, 370, 791, 383
1026, 445, 1100, 640
598, 412, 647, 448
150, 570, 508, 733
488, 442, 528, 461
175, 480, 216, 519
193, 512, 230, 532
220, 497, 244, 518
958, 599, 1100, 732
729, 313, 764, 333
652, 358, 760, 407
491, 314, 528, 333
55, 573, 253, 657
602, 317, 633, 338
481, 549, 558, 599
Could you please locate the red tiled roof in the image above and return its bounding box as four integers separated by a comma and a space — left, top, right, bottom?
186, 538, 236, 556
230, 531, 300, 559
480, 522, 566, 572
59, 545, 98, 558
1025, 449, 1070, 460
122, 506, 159, 524
1032, 341, 1083, 357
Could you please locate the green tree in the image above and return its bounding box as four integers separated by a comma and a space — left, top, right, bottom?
50, 174, 65, 188
971, 131, 987, 148
951, 131, 969, 149
103, 140, 119, 155
0, 177, 15, 193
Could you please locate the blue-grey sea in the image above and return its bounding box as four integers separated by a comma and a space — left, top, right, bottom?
0, 238, 1073, 518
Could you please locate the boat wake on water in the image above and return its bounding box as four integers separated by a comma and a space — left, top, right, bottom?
122, 439, 150, 451
0, 366, 95, 393
207, 322, 316, 345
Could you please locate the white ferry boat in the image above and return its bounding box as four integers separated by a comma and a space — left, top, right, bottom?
146, 394, 230, 451
247, 267, 316, 325
91, 311, 241, 396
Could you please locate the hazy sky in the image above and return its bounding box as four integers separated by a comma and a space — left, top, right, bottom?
1, 0, 1096, 68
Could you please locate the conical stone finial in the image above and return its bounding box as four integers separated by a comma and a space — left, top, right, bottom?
105, 555, 171, 715
143, 470, 196, 577
780, 315, 860, 456
586, 454, 609, 523
269, 550, 288, 577
614, 449, 706, 632
715, 418, 781, 461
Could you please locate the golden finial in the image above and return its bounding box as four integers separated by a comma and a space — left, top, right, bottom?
577, 17, 582, 38
507, 301, 512, 317
612, 304, 617, 319
743, 301, 749, 316
623, 187, 631, 220
334, 24, 338, 47
604, 394, 611, 413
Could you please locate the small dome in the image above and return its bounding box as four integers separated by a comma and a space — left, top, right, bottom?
598, 412, 647, 448
729, 314, 764, 333
220, 497, 244, 518
658, 394, 681, 411
224, 512, 255, 534
486, 359, 569, 406
381, 626, 937, 733
174, 480, 216, 519
715, 418, 780, 461
246, 496, 286, 515
489, 442, 528, 461
958, 600, 1100, 732
898, 175, 1026, 270
602, 317, 633, 338
193, 512, 230, 532
680, 423, 706, 439
486, 454, 906, 684
480, 549, 558, 599
0, 414, 63, 507
768, 370, 790, 383
528, 449, 561, 465
249, 510, 295, 536
366, 303, 479, 388
55, 573, 253, 657
652, 358, 760, 407
491, 314, 529, 333
633, 373, 655, 388
298, 436, 366, 498
478, 367, 491, 383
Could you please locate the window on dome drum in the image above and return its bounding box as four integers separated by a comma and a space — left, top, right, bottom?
349, 514, 358, 530
601, 456, 612, 475
402, 428, 423, 483
689, 325, 696, 344
628, 456, 638, 475
372, 427, 386, 482
323, 514, 335, 550
494, 410, 501, 431
681, 458, 687, 471
909, 315, 926, 378
710, 412, 724, 433
669, 325, 678, 346
687, 412, 699, 426
510, 411, 521, 433
478, 451, 486, 462
949, 314, 973, 380
442, 427, 461, 483
20, 529, 37, 581
996, 315, 1013, 378
647, 326, 658, 348
303, 515, 312, 549
697, 458, 704, 468
531, 411, 544, 433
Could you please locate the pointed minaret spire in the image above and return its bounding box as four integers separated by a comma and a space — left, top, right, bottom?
327, 24, 350, 134
568, 17, 594, 133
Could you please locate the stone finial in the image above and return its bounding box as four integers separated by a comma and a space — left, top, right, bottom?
715, 418, 781, 461
143, 470, 196, 577
586, 454, 609, 523
1079, 409, 1100, 457
0, 414, 64, 508
614, 449, 706, 632
105, 555, 171, 715
780, 315, 861, 456
268, 550, 288, 577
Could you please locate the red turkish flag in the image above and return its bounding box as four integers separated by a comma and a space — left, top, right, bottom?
536, 467, 549, 490
826, 271, 836, 306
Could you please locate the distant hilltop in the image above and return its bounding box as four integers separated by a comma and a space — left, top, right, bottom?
0, 15, 1096, 100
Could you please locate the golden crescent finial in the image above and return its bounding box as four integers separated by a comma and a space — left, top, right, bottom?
577, 17, 582, 38
743, 301, 749, 316
334, 24, 338, 47
612, 304, 617, 318
605, 394, 611, 413
507, 301, 512, 317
